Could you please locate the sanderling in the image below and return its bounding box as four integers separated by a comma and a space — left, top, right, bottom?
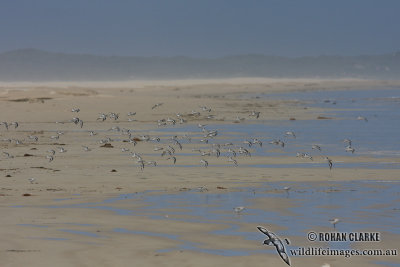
312, 144, 321, 151
46, 155, 54, 162
228, 156, 238, 166
345, 146, 355, 154
343, 139, 352, 147
357, 116, 368, 122
167, 156, 177, 164
200, 159, 208, 168
329, 218, 340, 229
249, 110, 260, 119
151, 103, 163, 110
1, 122, 9, 130
234, 206, 245, 213
3, 152, 14, 158
28, 135, 39, 142
82, 146, 91, 152
243, 140, 253, 147
58, 147, 67, 153
285, 131, 296, 138
10, 122, 19, 129
252, 138, 262, 147
326, 157, 333, 170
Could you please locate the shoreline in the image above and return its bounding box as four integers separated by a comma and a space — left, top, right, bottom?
1, 78, 399, 266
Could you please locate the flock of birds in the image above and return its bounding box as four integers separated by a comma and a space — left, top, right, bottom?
1, 103, 358, 172
1, 103, 355, 233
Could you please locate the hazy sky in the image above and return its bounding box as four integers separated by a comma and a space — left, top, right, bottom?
1, 0, 399, 57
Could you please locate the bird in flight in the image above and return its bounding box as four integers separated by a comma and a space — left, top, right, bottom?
257, 226, 291, 266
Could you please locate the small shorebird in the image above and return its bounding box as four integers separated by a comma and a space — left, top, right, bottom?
71, 117, 80, 125
243, 140, 253, 147
97, 113, 107, 121
167, 156, 177, 164
58, 147, 67, 153
128, 139, 137, 146
206, 115, 215, 119
3, 152, 14, 158
28, 135, 39, 142
345, 146, 355, 154
161, 150, 172, 157
357, 116, 368, 122
205, 130, 218, 137
82, 146, 91, 152
28, 178, 36, 184
326, 157, 333, 170
234, 206, 245, 213
252, 138, 262, 147
14, 139, 23, 145
270, 139, 285, 147
166, 117, 176, 125
127, 112, 136, 116
191, 110, 200, 116
200, 106, 211, 112
46, 155, 54, 162
151, 103, 163, 110
197, 186, 208, 192
131, 152, 142, 161
249, 110, 260, 118
10, 122, 19, 129
1, 122, 9, 130
201, 151, 211, 156
238, 147, 251, 157
50, 135, 59, 140
228, 156, 238, 166
329, 218, 340, 229
150, 137, 161, 142
200, 159, 208, 168
109, 126, 121, 132
285, 131, 296, 138
283, 186, 291, 197
343, 139, 352, 147
283, 186, 291, 193
109, 112, 119, 120
312, 144, 321, 151
296, 152, 313, 160
71, 108, 80, 112
167, 145, 175, 154
137, 159, 145, 171
146, 161, 157, 167
234, 115, 245, 123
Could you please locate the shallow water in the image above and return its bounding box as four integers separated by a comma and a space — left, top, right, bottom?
18, 180, 400, 260
154, 88, 400, 165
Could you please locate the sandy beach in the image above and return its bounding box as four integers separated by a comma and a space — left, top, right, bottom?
1, 78, 400, 267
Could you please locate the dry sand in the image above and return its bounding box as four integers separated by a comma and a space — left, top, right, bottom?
1, 78, 399, 266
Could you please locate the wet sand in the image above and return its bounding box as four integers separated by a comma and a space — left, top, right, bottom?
1, 78, 400, 266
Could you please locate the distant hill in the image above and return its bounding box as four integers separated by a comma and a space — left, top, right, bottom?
1, 49, 400, 81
